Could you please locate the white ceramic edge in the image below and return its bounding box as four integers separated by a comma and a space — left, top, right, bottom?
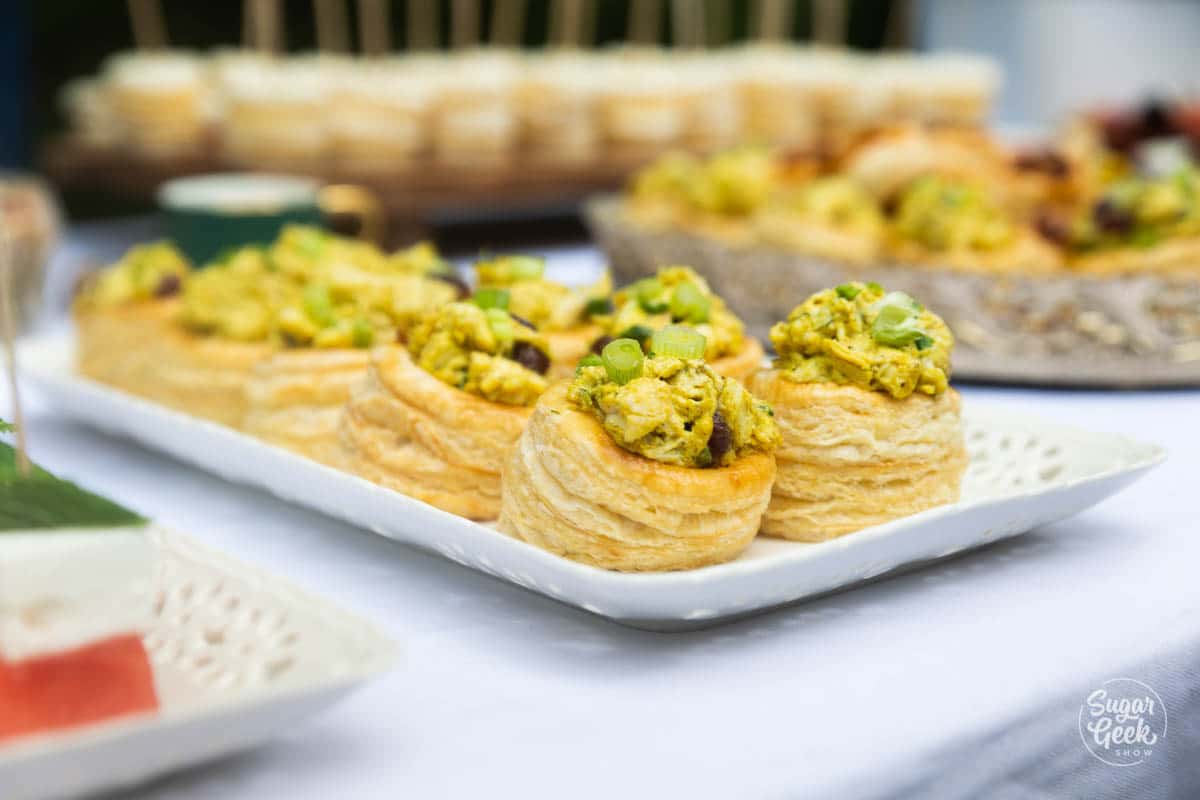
17, 333, 1166, 629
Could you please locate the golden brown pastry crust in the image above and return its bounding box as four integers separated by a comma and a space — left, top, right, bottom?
546, 324, 603, 379
498, 383, 776, 571
76, 302, 271, 427
711, 337, 765, 383
885, 229, 1063, 275
1070, 237, 1200, 276
747, 371, 967, 541
338, 346, 532, 520
755, 213, 882, 266
243, 348, 370, 466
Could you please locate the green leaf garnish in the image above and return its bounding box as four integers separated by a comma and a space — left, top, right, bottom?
0, 443, 147, 531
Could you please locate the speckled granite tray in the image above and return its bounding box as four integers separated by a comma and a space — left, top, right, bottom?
586, 196, 1200, 388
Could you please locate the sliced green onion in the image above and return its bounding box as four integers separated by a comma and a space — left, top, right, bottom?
649, 325, 707, 360
669, 281, 711, 323
585, 297, 614, 316
871, 297, 927, 347
601, 338, 644, 384
351, 318, 375, 348
835, 283, 861, 300
866, 281, 884, 292
473, 288, 511, 311
913, 334, 933, 351
505, 255, 545, 280
303, 285, 335, 327
485, 308, 514, 342
616, 324, 654, 346
634, 278, 668, 313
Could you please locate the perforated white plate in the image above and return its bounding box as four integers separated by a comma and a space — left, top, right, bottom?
20, 334, 1164, 631
0, 527, 395, 800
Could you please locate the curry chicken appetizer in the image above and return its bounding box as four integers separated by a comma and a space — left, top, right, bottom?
500, 327, 779, 571
593, 266, 764, 383
747, 283, 967, 541
75, 226, 460, 461
474, 254, 611, 378
340, 298, 554, 519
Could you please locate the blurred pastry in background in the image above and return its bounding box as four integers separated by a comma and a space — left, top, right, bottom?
517, 51, 599, 166
885, 175, 1062, 274
331, 58, 434, 174
500, 330, 779, 571
58, 78, 121, 148
340, 300, 551, 519
748, 283, 966, 541
473, 254, 610, 378
595, 266, 764, 382
596, 49, 688, 164
1061, 166, 1200, 275
755, 175, 884, 265
103, 51, 209, 159
222, 57, 336, 171
433, 51, 519, 169
74, 241, 192, 402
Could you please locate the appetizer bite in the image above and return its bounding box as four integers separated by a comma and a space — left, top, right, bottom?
748, 283, 967, 541
339, 299, 552, 519
500, 328, 779, 571
594, 266, 764, 382
0, 436, 159, 741
885, 176, 1062, 274
474, 254, 611, 378
1062, 166, 1200, 274
242, 231, 460, 464
74, 241, 190, 402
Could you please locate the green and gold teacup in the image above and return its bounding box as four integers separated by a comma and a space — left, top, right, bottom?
158, 174, 382, 265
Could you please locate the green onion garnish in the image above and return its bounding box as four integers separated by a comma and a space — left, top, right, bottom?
835, 283, 861, 300
351, 319, 375, 348
649, 325, 707, 359
601, 338, 644, 384
577, 353, 603, 370
866, 281, 883, 292
914, 334, 933, 351
485, 308, 514, 342
585, 297, 614, 316
871, 292, 928, 347
635, 278, 668, 313
669, 281, 711, 323
616, 324, 654, 345
504, 255, 545, 280
303, 284, 335, 326
473, 288, 511, 311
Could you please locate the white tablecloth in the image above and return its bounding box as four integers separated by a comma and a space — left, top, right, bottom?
6, 233, 1199, 799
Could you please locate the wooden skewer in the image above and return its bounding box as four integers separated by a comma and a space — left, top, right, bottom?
551, 0, 584, 48
406, 0, 438, 51
627, 0, 660, 45
0, 222, 30, 476
670, 0, 703, 49
707, 0, 731, 47
313, 0, 351, 52
754, 0, 791, 42
358, 0, 392, 55
451, 0, 479, 49
489, 0, 526, 46
250, 0, 283, 53
126, 0, 168, 50
242, 0, 256, 48
812, 0, 847, 45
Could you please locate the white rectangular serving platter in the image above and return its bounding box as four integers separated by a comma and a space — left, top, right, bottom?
0, 526, 395, 800
20, 334, 1164, 631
